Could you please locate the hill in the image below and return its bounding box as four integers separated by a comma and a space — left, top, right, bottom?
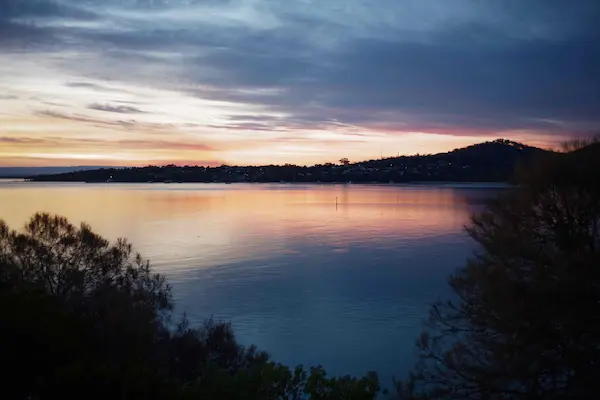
28, 139, 550, 184
358, 139, 547, 182
570, 140, 600, 160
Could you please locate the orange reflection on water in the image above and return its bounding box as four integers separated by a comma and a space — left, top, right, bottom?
0, 182, 480, 272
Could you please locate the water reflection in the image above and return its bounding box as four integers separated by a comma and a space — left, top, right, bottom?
0, 182, 499, 382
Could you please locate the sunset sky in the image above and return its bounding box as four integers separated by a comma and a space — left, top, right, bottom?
1, 0, 599, 167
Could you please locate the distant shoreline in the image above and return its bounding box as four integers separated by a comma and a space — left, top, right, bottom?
16, 139, 547, 185
3, 179, 510, 188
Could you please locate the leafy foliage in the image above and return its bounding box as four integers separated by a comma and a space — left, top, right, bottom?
396, 143, 600, 399
0, 213, 380, 399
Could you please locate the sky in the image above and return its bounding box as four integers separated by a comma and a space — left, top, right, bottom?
1, 0, 599, 167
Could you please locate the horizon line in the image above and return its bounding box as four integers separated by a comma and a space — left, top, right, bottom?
0, 138, 553, 170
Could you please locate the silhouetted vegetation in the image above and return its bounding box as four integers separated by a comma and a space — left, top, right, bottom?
0, 213, 380, 399
6, 140, 600, 399
29, 139, 548, 184
395, 140, 600, 399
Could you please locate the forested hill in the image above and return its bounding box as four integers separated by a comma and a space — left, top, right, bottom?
29, 139, 550, 183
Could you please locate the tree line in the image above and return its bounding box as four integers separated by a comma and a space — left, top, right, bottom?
29, 139, 546, 184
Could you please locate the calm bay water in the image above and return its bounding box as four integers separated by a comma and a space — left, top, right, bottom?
0, 181, 502, 382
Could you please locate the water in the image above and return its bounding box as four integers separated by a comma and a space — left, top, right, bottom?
0, 181, 502, 383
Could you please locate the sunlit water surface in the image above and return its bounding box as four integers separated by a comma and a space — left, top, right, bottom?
0, 181, 503, 383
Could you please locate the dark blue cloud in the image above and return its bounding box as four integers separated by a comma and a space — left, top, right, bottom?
3, 0, 600, 137
316, 37, 600, 122
88, 103, 145, 114
180, 32, 599, 134
0, 0, 96, 20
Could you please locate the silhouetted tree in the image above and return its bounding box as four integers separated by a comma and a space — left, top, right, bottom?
0, 213, 381, 399
396, 142, 600, 399
0, 213, 176, 398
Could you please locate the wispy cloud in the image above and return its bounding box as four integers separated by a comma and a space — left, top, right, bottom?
0, 136, 40, 143
35, 110, 138, 129
88, 103, 145, 114
2, 134, 210, 149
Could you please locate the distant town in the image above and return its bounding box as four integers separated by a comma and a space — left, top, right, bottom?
27, 139, 547, 184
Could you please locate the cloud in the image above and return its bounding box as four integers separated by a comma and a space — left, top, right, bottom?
34, 110, 181, 135
0, 136, 40, 143
165, 12, 599, 135
2, 0, 600, 166
0, 0, 96, 20
0, 0, 97, 47
2, 134, 213, 152
87, 103, 145, 114
66, 82, 101, 88
35, 110, 134, 127
65, 82, 131, 94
